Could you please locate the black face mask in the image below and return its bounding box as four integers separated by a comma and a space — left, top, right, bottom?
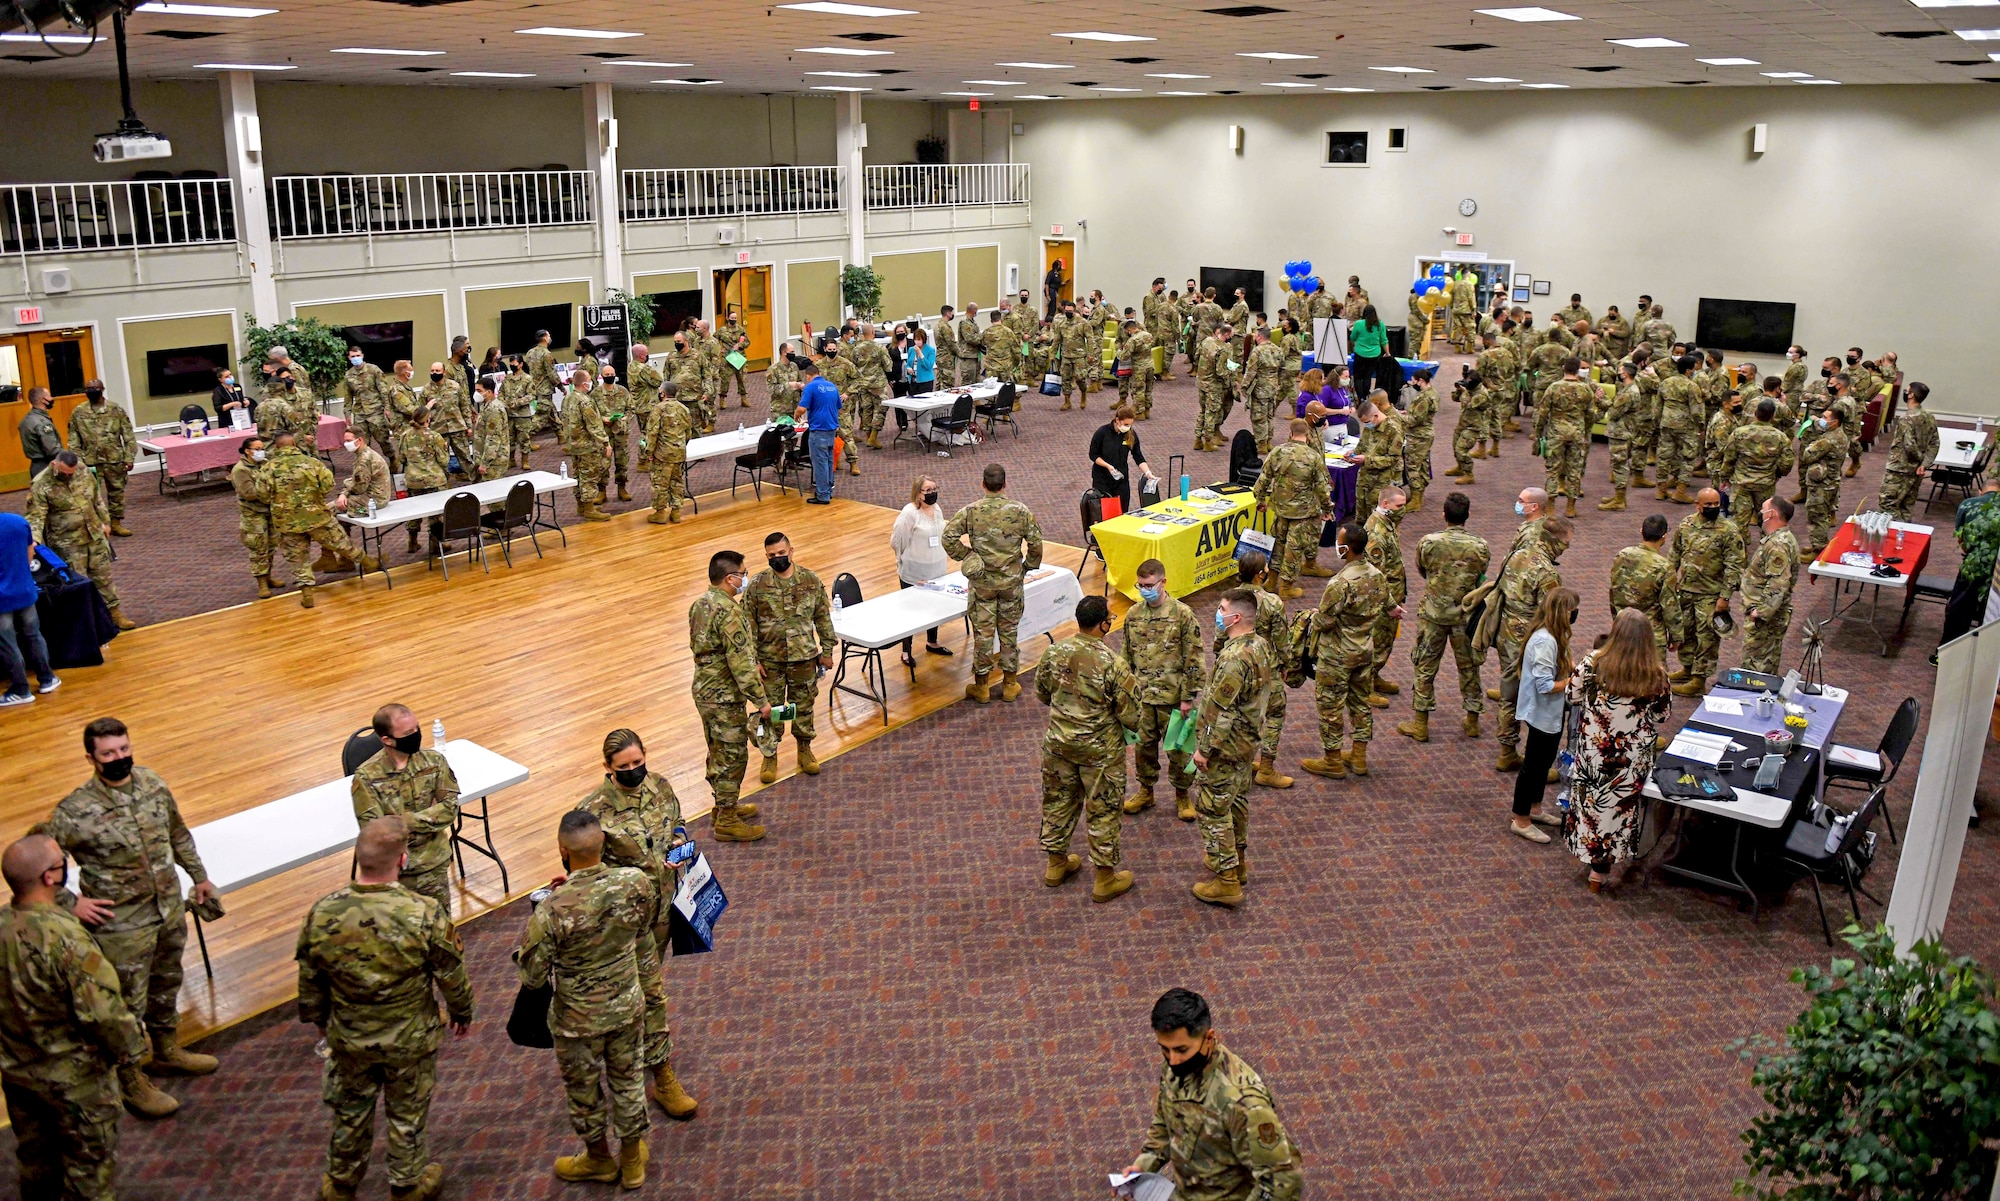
1169, 1049, 1211, 1080
923, 490, 939, 506
99, 755, 135, 783
1847, 355, 1860, 366
391, 731, 423, 756
1821, 367, 1833, 379
1700, 506, 1721, 521
769, 555, 791, 574
85, 387, 104, 401
430, 373, 445, 383
613, 764, 648, 789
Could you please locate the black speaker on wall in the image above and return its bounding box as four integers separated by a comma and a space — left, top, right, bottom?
1324, 131, 1369, 165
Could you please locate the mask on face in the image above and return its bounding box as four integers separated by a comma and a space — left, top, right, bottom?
613, 764, 648, 789
1821, 367, 1833, 379
350, 356, 364, 367
98, 755, 135, 783
1514, 500, 1527, 516
1700, 505, 1720, 520
1169, 1049, 1211, 1080
221, 377, 234, 388
343, 439, 358, 453
1139, 584, 1162, 604
922, 490, 939, 506
45, 861, 70, 892
1816, 416, 1829, 429
252, 449, 266, 462
1332, 543, 1347, 562
84, 387, 104, 402
430, 372, 445, 383
769, 555, 792, 574
735, 575, 749, 597
391, 730, 423, 756
1847, 355, 1860, 366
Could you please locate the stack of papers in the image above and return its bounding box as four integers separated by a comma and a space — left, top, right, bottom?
1701, 696, 1745, 717
1665, 729, 1732, 765
1109, 1172, 1176, 1201
1827, 745, 1881, 772
1139, 523, 1169, 534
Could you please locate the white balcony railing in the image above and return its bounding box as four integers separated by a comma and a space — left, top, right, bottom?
1, 178, 236, 256
865, 164, 1030, 210
622, 167, 844, 222
268, 171, 594, 240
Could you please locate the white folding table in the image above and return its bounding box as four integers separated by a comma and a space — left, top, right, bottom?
887, 381, 1003, 453
337, 470, 575, 587
685, 422, 800, 503
1933, 428, 1987, 470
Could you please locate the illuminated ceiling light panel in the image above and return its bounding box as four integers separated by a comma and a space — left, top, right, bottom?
0, 31, 102, 42
996, 61, 1072, 68
940, 90, 994, 96
962, 79, 1025, 84
1053, 31, 1155, 41
1474, 6, 1579, 20
516, 27, 642, 39
137, 3, 276, 15
777, 2, 917, 15
451, 70, 536, 78
1607, 36, 1688, 47
653, 78, 720, 84
1795, 77, 1842, 83
194, 61, 296, 69
1910, 0, 2000, 7
1088, 85, 1142, 90
332, 47, 444, 56
1467, 75, 1521, 82
1521, 81, 1569, 87
1238, 50, 1316, 58
812, 84, 873, 91
1696, 56, 1760, 65
1263, 81, 1315, 86
1951, 26, 2000, 37
796, 45, 895, 54
805, 70, 879, 76
1157, 90, 1209, 95
609, 60, 694, 67
1325, 85, 1375, 91
1369, 65, 1435, 72
1760, 69, 1811, 76
1147, 72, 1210, 78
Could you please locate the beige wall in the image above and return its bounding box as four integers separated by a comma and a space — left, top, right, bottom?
464, 281, 592, 361
1014, 84, 2000, 414
632, 271, 700, 295
954, 245, 1001, 312
294, 293, 450, 369
0, 80, 226, 183
785, 259, 842, 339
120, 311, 237, 427
872, 249, 947, 322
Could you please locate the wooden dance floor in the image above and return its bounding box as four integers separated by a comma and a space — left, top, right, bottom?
0, 490, 1082, 1040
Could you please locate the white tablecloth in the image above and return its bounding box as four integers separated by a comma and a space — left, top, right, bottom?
832, 566, 1082, 650
338, 471, 574, 530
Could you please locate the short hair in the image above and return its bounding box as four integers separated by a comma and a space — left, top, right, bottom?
1075, 595, 1111, 630
267, 344, 288, 360
1443, 492, 1471, 525
477, 378, 496, 394
54, 449, 80, 468
763, 531, 789, 550
1563, 357, 1581, 374
1377, 483, 1406, 505
1136, 558, 1166, 581
1237, 551, 1268, 582
1570, 292, 1582, 303
601, 728, 644, 763
709, 550, 745, 583
1909, 382, 1930, 404
798, 362, 818, 378
1763, 375, 1783, 392
1150, 987, 1212, 1037
1412, 368, 1433, 383
1339, 521, 1368, 556
273, 432, 297, 447
2, 834, 60, 894
371, 703, 413, 738
1766, 496, 1795, 523
982, 463, 1007, 491
354, 816, 410, 875
1543, 515, 1574, 543
82, 716, 127, 756
1642, 513, 1669, 541
1289, 417, 1312, 439
1755, 398, 1776, 421
941, 304, 955, 315
557, 809, 603, 852
534, 329, 550, 342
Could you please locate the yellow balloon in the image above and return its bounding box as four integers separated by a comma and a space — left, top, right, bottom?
1418, 293, 1440, 315
1278, 277, 1292, 293
1439, 282, 1453, 298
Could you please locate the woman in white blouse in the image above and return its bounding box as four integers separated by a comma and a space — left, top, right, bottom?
890, 474, 953, 667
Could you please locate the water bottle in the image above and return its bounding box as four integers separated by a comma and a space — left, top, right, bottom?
1823, 812, 1851, 855
1180, 473, 1191, 501
738, 421, 744, 433
432, 717, 446, 749
560, 460, 570, 479
832, 592, 844, 616
366, 497, 377, 518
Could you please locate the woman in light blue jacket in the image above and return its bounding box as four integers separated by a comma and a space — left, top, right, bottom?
1510, 587, 1579, 845
906, 327, 937, 392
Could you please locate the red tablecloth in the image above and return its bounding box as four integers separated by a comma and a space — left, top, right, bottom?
145, 414, 347, 476
1811, 519, 1930, 583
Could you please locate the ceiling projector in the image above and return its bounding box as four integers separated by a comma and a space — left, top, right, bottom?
94, 128, 173, 163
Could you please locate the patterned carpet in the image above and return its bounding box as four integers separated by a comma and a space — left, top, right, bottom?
6, 357, 1999, 1198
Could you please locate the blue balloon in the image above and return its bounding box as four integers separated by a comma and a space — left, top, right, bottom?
1298, 261, 1312, 276
1308, 276, 1321, 292
1429, 263, 1448, 278
1283, 260, 1299, 276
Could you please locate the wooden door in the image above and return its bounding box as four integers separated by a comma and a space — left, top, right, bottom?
0, 326, 97, 492
1041, 240, 1074, 316
740, 265, 772, 370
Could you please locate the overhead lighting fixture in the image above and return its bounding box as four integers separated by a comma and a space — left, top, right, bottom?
796, 45, 895, 54
1474, 6, 1579, 19
1238, 50, 1316, 59
1157, 90, 1209, 95
777, 1, 917, 14
940, 90, 993, 96
1467, 75, 1521, 82
1696, 56, 1760, 65
1053, 31, 1155, 41
1796, 77, 1842, 83
332, 47, 445, 56
0, 31, 101, 42
1147, 72, 1211, 78
812, 84, 873, 91
195, 61, 295, 69
136, 3, 276, 15
1262, 80, 1315, 86
805, 69, 880, 76
962, 79, 1025, 84
1325, 85, 1374, 91
1521, 81, 1569, 87
1014, 94, 1063, 99
1952, 26, 2000, 37
516, 26, 642, 39
1993, 49, 2000, 56
995, 61, 1073, 68
1088, 85, 1142, 90
608, 60, 695, 67
1912, 0, 2000, 6
1369, 65, 1435, 72
453, 70, 536, 78
1760, 69, 1812, 76
1607, 36, 1688, 47
653, 77, 719, 84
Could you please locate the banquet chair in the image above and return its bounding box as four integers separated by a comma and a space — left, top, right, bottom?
1780, 785, 1887, 946
1821, 696, 1917, 844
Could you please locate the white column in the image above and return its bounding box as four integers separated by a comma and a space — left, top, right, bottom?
219, 71, 278, 324
835, 91, 866, 273
585, 82, 623, 296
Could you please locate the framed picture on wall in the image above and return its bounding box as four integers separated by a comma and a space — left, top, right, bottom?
1532, 280, 1552, 296
1511, 287, 1531, 304
1512, 272, 1532, 287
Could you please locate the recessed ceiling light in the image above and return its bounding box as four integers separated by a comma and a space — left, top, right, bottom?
1157, 90, 1209, 95
136, 3, 276, 15
812, 84, 873, 91
195, 61, 295, 69
805, 70, 880, 76
1262, 80, 1315, 86
777, 1, 917, 14
1992, 49, 2000, 57
1521, 81, 1569, 87
1238, 50, 1316, 59
940, 91, 994, 96
1147, 72, 1211, 78
1474, 6, 1579, 19
332, 47, 444, 56
1054, 31, 1155, 41
1760, 69, 1812, 77
452, 70, 537, 78
1607, 36, 1688, 47
996, 61, 1073, 68
1369, 65, 1435, 72
1014, 94, 1063, 99
962, 79, 1024, 85
1953, 26, 2000, 37
1696, 56, 1760, 65
1912, 0, 2000, 6
1325, 86, 1374, 91
608, 60, 695, 67
653, 78, 719, 84
0, 31, 101, 42
797, 45, 895, 54
517, 27, 641, 39
1796, 77, 1842, 83
1088, 85, 1142, 90
1467, 75, 1521, 82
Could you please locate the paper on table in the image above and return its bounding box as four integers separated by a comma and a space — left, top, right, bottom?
1702, 696, 1745, 716
1139, 523, 1169, 534
1109, 1171, 1177, 1201
1666, 730, 1731, 765
1828, 745, 1882, 771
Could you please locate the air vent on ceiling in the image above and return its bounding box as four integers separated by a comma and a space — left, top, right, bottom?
583, 52, 631, 59
1215, 89, 1241, 94
673, 77, 718, 84
399, 66, 442, 72
1205, 5, 1288, 15
2, 53, 54, 62
1982, 76, 2000, 82
1574, 64, 1623, 72
1939, 58, 1988, 65
1295, 72, 1328, 79
1113, 56, 1160, 63
1421, 85, 1452, 90
1069, 80, 1100, 87
146, 29, 221, 39
870, 68, 906, 74
1671, 79, 1709, 85
1879, 29, 1947, 37
885, 86, 912, 91
1436, 42, 1496, 51
837, 31, 900, 41
366, 0, 476, 7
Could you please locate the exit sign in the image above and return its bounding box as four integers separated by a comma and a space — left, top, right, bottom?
1454, 232, 1475, 246
1050, 224, 1063, 236
736, 250, 751, 264
14, 305, 41, 325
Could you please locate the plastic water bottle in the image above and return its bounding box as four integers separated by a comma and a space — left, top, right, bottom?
431, 717, 446, 749
738, 421, 744, 433
832, 592, 844, 616
560, 460, 569, 479
1823, 812, 1851, 855
366, 497, 377, 518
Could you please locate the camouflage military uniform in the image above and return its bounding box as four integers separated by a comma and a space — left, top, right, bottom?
1527, 340, 1567, 410
1447, 277, 1478, 350
575, 774, 682, 1068
955, 313, 983, 384
1598, 315, 1632, 360
1880, 406, 1939, 521
1466, 342, 1517, 457
343, 444, 392, 512
1314, 556, 1389, 754
231, 451, 275, 583
67, 398, 136, 525
1740, 527, 1801, 673
980, 321, 1018, 395
337, 361, 390, 458
525, 344, 562, 434
594, 379, 634, 492
689, 585, 769, 818
1242, 339, 1286, 453
943, 494, 1045, 680
296, 881, 473, 1194
625, 358, 660, 442
1120, 328, 1157, 417
1495, 539, 1563, 747
1195, 632, 1274, 879
1245, 584, 1290, 760
1195, 334, 1231, 447
744, 565, 835, 755
1643, 315, 1676, 357
1354, 410, 1406, 515
351, 748, 460, 910
763, 358, 800, 426
821, 354, 861, 469
500, 370, 538, 464
1727, 420, 1794, 545
1668, 511, 1746, 680
1782, 361, 1808, 407
1363, 506, 1407, 684
1655, 374, 1702, 491
644, 396, 695, 518
0, 900, 146, 1201
41, 768, 209, 1041
383, 378, 423, 459
1122, 594, 1203, 798
1705, 403, 1746, 492
718, 321, 751, 404
424, 375, 475, 480
1253, 439, 1332, 585
1537, 377, 1596, 502
473, 394, 512, 480
267, 445, 363, 587
1132, 1042, 1302, 1200
560, 385, 612, 510
25, 466, 119, 609
669, 347, 710, 435
1410, 527, 1489, 716
1604, 381, 1643, 490
515, 862, 656, 1148
1608, 543, 1680, 659
1402, 381, 1438, 508
1036, 633, 1140, 868
851, 337, 894, 443
1628, 358, 1663, 471
1055, 314, 1092, 407
1222, 301, 1250, 362
1800, 424, 1848, 550
394, 423, 450, 546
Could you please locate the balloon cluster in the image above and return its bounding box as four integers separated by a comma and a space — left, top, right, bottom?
1277, 260, 1321, 295
1413, 262, 1454, 315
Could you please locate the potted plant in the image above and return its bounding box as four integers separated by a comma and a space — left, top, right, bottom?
915, 134, 947, 165
841, 265, 883, 322
241, 316, 351, 395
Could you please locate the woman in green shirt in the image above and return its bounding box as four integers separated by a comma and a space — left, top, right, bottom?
1348, 304, 1397, 402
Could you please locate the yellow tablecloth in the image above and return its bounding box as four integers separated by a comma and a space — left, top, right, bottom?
1092, 492, 1268, 600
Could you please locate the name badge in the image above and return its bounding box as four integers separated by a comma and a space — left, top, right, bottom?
928, 536, 942, 548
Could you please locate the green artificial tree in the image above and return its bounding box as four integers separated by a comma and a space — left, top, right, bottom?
605, 287, 657, 344
240, 316, 351, 395
841, 264, 883, 322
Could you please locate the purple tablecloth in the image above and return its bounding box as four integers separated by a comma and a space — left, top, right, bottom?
1319, 461, 1359, 546
1699, 686, 1846, 751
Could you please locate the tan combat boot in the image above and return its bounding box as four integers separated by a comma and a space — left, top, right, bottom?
299, 587, 315, 610
1365, 690, 1390, 709
759, 755, 778, 785
647, 509, 672, 524
1044, 851, 1082, 887
618, 1137, 648, 1189
865, 431, 881, 449
1234, 850, 1248, 885
1191, 875, 1244, 907
1372, 674, 1399, 695
1299, 560, 1333, 578
1456, 467, 1475, 484
1462, 712, 1482, 738
1655, 484, 1672, 501
1630, 468, 1653, 488
1495, 743, 1523, 772
999, 671, 1023, 702
1597, 488, 1627, 512
109, 607, 137, 631
1123, 788, 1154, 815
1253, 756, 1294, 789
1564, 498, 1577, 518
1668, 485, 1695, 505
653, 1059, 698, 1120
965, 673, 991, 703
120, 1064, 179, 1119
1345, 741, 1370, 777
579, 503, 612, 522
1299, 755, 1347, 780
1175, 789, 1195, 821
359, 553, 382, 573
1278, 582, 1305, 600
553, 1146, 620, 1184
710, 807, 766, 843
1059, 399, 1073, 412
110, 520, 133, 537
1396, 711, 1429, 743
148, 1034, 218, 1075
320, 1175, 359, 1201
796, 738, 820, 775
255, 575, 272, 599
389, 1163, 445, 1201
617, 483, 632, 501
847, 458, 861, 477
1671, 674, 1708, 697
1092, 865, 1135, 903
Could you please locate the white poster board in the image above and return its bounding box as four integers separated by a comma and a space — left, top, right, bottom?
1312, 317, 1349, 364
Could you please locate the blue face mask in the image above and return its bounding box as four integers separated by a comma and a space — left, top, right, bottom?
1514, 500, 1527, 516
1214, 610, 1230, 633
1139, 585, 1162, 603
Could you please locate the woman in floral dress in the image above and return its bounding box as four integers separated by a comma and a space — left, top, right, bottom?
1563, 609, 1674, 891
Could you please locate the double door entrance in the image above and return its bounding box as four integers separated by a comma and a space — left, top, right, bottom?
1, 327, 98, 491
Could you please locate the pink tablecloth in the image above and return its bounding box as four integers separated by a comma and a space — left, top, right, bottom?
142, 414, 347, 476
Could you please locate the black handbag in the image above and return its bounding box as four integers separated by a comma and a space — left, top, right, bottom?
506, 983, 554, 1048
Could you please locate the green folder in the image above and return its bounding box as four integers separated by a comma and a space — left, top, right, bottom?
726, 351, 748, 370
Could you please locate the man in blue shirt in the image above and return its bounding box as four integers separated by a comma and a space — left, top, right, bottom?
0, 511, 59, 705
795, 361, 843, 505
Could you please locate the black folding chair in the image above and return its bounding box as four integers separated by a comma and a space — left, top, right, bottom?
433, 491, 487, 580
480, 478, 541, 566
1924, 443, 1989, 511
1781, 786, 1887, 946
340, 726, 381, 776
1229, 428, 1264, 487
978, 382, 1018, 438
827, 571, 892, 726
1822, 696, 1918, 844
732, 427, 786, 500
1899, 574, 1953, 636
1078, 488, 1110, 593
928, 393, 974, 456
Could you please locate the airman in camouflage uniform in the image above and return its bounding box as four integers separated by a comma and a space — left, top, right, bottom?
645, 383, 696, 525
1401, 371, 1438, 510
1353, 399, 1406, 515
337, 354, 391, 460
500, 360, 538, 468
383, 365, 424, 459
1800, 410, 1849, 552
350, 708, 460, 911
67, 385, 136, 533
668, 337, 711, 437
421, 365, 474, 482
1242, 330, 1286, 454
1120, 563, 1203, 820
27, 458, 132, 622
1120, 321, 1158, 418
593, 369, 634, 501
231, 439, 275, 597
689, 555, 770, 842
524, 334, 562, 434
514, 812, 655, 1187
0, 833, 148, 1201
1741, 499, 1802, 674
980, 312, 1017, 399
1783, 351, 1809, 408
931, 308, 960, 388
1363, 490, 1409, 704
820, 348, 862, 476
559, 377, 613, 521
1052, 305, 1090, 410
763, 347, 800, 426
625, 345, 661, 444
1222, 293, 1251, 363
718, 315, 752, 407
1493, 519, 1568, 770
342, 430, 392, 514
1537, 362, 1596, 515
296, 817, 472, 1201
1667, 496, 1746, 691
1655, 359, 1703, 503
1470, 332, 1518, 462
472, 382, 512, 481
1727, 400, 1795, 545
1598, 364, 1645, 510
1190, 590, 1276, 906
943, 469, 1045, 701
393, 409, 450, 553
1194, 328, 1232, 452
1642, 305, 1675, 356
1880, 386, 1940, 521
1035, 599, 1141, 902
744, 540, 835, 781
955, 306, 983, 384
266, 438, 373, 606
1128, 991, 1303, 1200
1609, 519, 1680, 661
1597, 308, 1632, 359
1253, 421, 1333, 593
851, 325, 894, 448
1398, 497, 1488, 743
1145, 282, 1178, 378
1303, 526, 1389, 780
